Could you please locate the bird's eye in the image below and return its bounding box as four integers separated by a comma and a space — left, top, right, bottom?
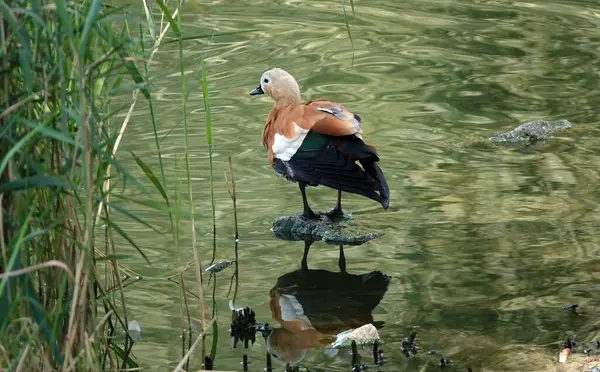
263, 78, 269, 83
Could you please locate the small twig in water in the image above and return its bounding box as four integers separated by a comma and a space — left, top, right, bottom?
171, 318, 216, 372
226, 157, 240, 306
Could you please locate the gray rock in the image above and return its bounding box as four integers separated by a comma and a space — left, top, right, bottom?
271, 214, 383, 246
488, 119, 571, 147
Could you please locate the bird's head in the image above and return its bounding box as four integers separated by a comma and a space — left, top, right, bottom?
250, 68, 301, 104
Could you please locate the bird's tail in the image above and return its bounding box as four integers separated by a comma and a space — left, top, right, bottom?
362, 161, 389, 209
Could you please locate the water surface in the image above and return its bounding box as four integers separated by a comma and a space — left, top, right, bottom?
114, 0, 600, 370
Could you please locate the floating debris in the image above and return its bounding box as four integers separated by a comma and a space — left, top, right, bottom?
127, 320, 141, 343
440, 357, 450, 367
285, 364, 299, 372
401, 331, 417, 358
206, 260, 233, 273
564, 338, 576, 349
378, 349, 385, 365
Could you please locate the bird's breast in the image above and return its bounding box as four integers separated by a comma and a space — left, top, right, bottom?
272, 122, 309, 161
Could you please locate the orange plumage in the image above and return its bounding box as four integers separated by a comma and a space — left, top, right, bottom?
261, 98, 363, 165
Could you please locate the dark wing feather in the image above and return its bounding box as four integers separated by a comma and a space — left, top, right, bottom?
280, 135, 389, 207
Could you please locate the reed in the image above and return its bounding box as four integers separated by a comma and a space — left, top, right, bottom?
341, 0, 356, 65
0, 0, 257, 369
0, 0, 154, 369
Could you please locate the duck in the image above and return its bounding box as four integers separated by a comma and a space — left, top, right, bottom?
249, 68, 389, 219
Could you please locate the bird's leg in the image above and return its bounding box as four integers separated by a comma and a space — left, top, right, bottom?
299, 182, 317, 219
338, 245, 346, 272
326, 190, 345, 218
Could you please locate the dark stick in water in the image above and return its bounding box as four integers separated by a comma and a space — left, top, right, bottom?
266, 350, 272, 372
373, 340, 379, 364
351, 340, 359, 367
227, 156, 240, 306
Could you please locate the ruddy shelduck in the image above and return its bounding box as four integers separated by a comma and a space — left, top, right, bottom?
250, 68, 389, 219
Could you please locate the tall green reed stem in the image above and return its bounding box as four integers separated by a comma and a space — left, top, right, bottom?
200, 56, 217, 266
175, 0, 207, 362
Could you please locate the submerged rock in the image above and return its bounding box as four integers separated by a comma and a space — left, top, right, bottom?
271, 214, 383, 245
488, 119, 571, 147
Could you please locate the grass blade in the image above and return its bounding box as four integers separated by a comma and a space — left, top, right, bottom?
131, 151, 168, 202
177, 0, 206, 360
92, 196, 162, 235
341, 0, 355, 67
54, 0, 74, 39
102, 218, 151, 264
18, 51, 33, 94
200, 56, 217, 264
142, 0, 157, 42
78, 0, 103, 58
117, 52, 150, 100
200, 57, 212, 145
155, 0, 180, 36
162, 29, 267, 44
0, 124, 43, 176
23, 118, 81, 148
0, 175, 75, 194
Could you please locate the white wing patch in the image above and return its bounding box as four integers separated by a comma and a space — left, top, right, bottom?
278, 294, 313, 329
272, 122, 309, 161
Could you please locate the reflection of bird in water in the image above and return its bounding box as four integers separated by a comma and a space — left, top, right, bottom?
265, 240, 391, 366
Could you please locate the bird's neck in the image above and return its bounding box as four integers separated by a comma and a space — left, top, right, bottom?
272, 86, 301, 106
273, 97, 299, 108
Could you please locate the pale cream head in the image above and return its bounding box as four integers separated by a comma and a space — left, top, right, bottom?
250, 68, 301, 104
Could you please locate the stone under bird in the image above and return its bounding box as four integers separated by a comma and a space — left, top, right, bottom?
250, 68, 389, 219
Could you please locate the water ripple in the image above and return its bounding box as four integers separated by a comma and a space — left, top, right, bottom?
114, 0, 600, 369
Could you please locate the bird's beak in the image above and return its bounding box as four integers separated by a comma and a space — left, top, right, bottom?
249, 85, 264, 95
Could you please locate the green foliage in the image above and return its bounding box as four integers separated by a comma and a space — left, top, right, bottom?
0, 0, 295, 368
0, 0, 163, 369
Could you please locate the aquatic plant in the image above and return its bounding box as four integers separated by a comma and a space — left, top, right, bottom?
0, 0, 254, 369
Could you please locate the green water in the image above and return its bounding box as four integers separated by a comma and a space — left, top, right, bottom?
114, 0, 600, 370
